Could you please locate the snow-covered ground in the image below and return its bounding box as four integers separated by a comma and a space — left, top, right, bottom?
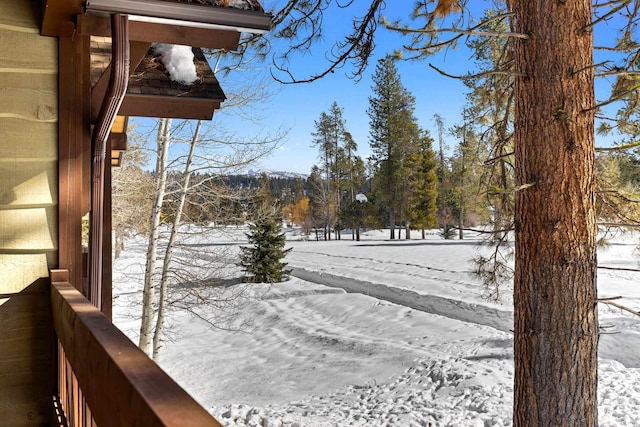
112, 227, 640, 426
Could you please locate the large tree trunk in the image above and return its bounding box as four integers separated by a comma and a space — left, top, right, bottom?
513, 1, 598, 425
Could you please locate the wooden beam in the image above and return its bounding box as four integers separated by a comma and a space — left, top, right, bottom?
50, 280, 224, 427
119, 96, 221, 120
92, 41, 151, 123
79, 14, 241, 50
58, 35, 90, 291
109, 133, 128, 151
40, 0, 84, 37
111, 152, 124, 167
111, 115, 128, 134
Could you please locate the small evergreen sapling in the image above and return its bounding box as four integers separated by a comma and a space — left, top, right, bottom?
240, 216, 292, 283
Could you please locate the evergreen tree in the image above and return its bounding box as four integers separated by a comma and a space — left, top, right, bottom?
306, 162, 332, 239
461, 9, 515, 297
407, 130, 439, 238
311, 102, 359, 239
464, 9, 515, 239
240, 217, 292, 283
240, 174, 292, 283
368, 54, 421, 239
311, 108, 338, 238
338, 131, 367, 239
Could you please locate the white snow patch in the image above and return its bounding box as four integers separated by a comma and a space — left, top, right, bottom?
153, 43, 198, 85
227, 0, 253, 9
113, 227, 640, 426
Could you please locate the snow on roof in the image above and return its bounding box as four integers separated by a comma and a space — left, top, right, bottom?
153, 44, 198, 85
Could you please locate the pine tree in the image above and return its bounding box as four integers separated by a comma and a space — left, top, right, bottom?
240, 217, 292, 283
464, 9, 515, 240
240, 174, 292, 283
311, 102, 360, 239
368, 54, 421, 239
407, 130, 439, 238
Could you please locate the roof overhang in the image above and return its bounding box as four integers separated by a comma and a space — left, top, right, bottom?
85, 0, 272, 34
79, 15, 241, 50
119, 96, 222, 120
41, 0, 272, 48
91, 40, 226, 121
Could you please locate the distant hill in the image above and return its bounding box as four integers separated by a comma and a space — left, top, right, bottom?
243, 169, 309, 180
224, 171, 308, 205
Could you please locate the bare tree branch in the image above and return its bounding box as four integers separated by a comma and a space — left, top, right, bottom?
599, 299, 640, 317
596, 140, 640, 151
429, 62, 525, 80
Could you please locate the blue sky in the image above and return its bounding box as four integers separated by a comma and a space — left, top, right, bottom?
134, 2, 623, 175
235, 2, 626, 175
212, 1, 474, 175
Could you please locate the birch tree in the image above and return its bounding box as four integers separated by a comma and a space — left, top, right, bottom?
151, 120, 201, 360
128, 115, 283, 358
139, 118, 172, 355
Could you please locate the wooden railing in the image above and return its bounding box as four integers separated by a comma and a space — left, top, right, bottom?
50, 270, 223, 427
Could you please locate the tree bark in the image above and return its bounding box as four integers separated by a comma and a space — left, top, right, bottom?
114, 229, 124, 259
139, 118, 172, 355
152, 120, 201, 360
513, 1, 598, 425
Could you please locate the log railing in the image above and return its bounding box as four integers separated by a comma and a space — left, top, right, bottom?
50, 270, 223, 427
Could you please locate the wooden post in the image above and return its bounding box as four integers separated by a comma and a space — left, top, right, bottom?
59, 35, 91, 292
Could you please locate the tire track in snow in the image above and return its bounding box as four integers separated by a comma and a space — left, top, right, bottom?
287, 249, 482, 292
291, 267, 513, 333
290, 249, 474, 275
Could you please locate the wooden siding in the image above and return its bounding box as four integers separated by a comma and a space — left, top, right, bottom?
0, 1, 58, 426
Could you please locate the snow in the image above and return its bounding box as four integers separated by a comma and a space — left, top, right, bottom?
153, 44, 198, 85
113, 227, 640, 426
244, 168, 309, 179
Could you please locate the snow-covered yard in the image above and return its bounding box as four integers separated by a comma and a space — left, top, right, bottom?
113, 228, 640, 426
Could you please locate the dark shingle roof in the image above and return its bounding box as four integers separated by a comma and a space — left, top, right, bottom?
91, 37, 225, 102
129, 47, 225, 100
